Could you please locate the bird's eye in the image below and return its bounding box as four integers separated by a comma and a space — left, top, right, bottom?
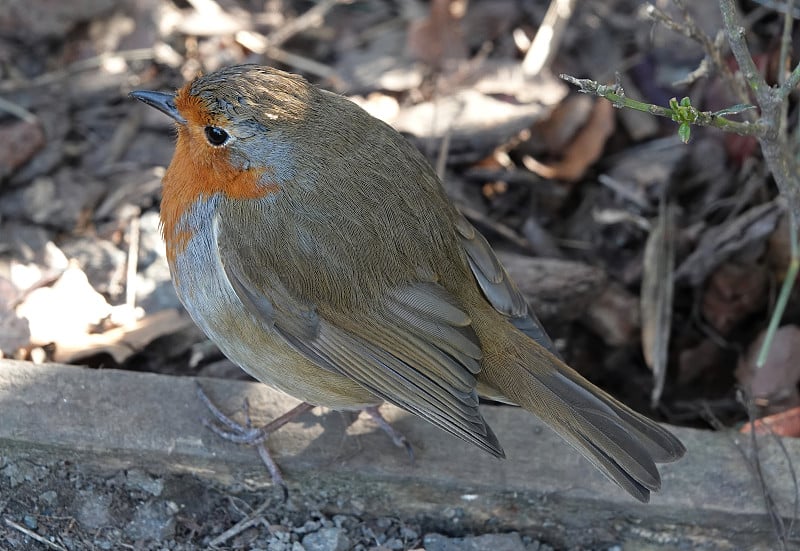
204, 126, 230, 146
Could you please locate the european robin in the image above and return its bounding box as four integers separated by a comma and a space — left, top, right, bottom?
130, 64, 685, 502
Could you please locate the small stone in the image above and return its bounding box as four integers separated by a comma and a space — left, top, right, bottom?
60, 237, 126, 300
38, 490, 57, 505
423, 533, 526, 551
123, 469, 163, 496
296, 520, 322, 534
385, 537, 405, 550
22, 515, 37, 530
331, 515, 353, 528
124, 501, 175, 541
76, 492, 111, 531
1, 463, 24, 487
302, 527, 351, 551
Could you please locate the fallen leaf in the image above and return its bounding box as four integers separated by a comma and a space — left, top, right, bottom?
0, 119, 45, 180
60, 309, 192, 364
740, 406, 800, 437
16, 263, 111, 348
522, 98, 615, 182
702, 262, 768, 335
530, 94, 594, 154
392, 89, 551, 164
406, 0, 468, 69
678, 339, 723, 385
586, 281, 640, 346
0, 276, 30, 357
735, 326, 800, 414
641, 201, 676, 407
676, 201, 782, 286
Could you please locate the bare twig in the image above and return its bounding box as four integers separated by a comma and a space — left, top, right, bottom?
233, 0, 345, 84
0, 49, 155, 92
778, 0, 796, 135
701, 401, 792, 550
4, 518, 67, 551
739, 393, 792, 550
646, 2, 746, 102
0, 96, 37, 124
126, 213, 141, 312
523, 0, 576, 76
719, 0, 772, 105
208, 500, 273, 548
266, 0, 346, 49
235, 32, 339, 83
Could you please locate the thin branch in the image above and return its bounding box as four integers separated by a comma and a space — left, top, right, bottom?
646, 2, 747, 102
718, 0, 771, 105
559, 74, 767, 137
523, 0, 576, 76
780, 62, 800, 99
0, 97, 38, 124
0, 49, 155, 92
778, 0, 796, 135
4, 519, 67, 551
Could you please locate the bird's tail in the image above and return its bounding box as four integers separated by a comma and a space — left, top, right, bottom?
485, 333, 686, 502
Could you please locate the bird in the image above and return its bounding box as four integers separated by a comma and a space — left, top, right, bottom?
130, 64, 685, 502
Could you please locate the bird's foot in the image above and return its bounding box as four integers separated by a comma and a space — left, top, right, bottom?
363, 406, 415, 465
195, 383, 314, 499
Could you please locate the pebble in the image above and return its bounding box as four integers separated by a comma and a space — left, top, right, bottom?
22, 514, 37, 529
124, 501, 176, 541
423, 532, 527, 551
76, 491, 111, 531
38, 490, 57, 505
302, 527, 352, 551
123, 469, 164, 497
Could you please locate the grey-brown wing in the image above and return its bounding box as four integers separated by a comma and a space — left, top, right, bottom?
454, 213, 560, 358
215, 220, 504, 457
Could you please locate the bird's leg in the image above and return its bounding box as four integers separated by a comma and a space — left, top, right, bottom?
363, 406, 415, 465
195, 383, 314, 498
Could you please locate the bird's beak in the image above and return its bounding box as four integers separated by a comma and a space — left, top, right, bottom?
129, 90, 186, 124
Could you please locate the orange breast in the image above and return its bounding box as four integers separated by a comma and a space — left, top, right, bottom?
160, 85, 279, 266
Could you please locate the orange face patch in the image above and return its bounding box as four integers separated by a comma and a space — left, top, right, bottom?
161, 83, 279, 264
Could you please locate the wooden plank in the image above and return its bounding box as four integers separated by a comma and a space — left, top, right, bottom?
0, 359, 792, 549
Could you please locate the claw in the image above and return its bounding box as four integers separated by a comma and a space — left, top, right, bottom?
364, 406, 415, 466
195, 382, 315, 497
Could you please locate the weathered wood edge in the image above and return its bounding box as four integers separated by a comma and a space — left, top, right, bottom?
0, 359, 793, 549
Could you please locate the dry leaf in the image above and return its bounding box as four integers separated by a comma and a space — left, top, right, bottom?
641, 201, 676, 406
740, 406, 800, 437
522, 98, 615, 182
0, 119, 45, 180
391, 89, 550, 164
59, 309, 192, 364
735, 326, 800, 414
676, 201, 782, 286
16, 263, 112, 348
406, 0, 468, 68
585, 281, 640, 346
702, 262, 768, 335
530, 94, 594, 154
677, 339, 722, 385
0, 276, 30, 357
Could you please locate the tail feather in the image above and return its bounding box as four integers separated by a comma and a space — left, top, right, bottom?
486, 337, 685, 502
